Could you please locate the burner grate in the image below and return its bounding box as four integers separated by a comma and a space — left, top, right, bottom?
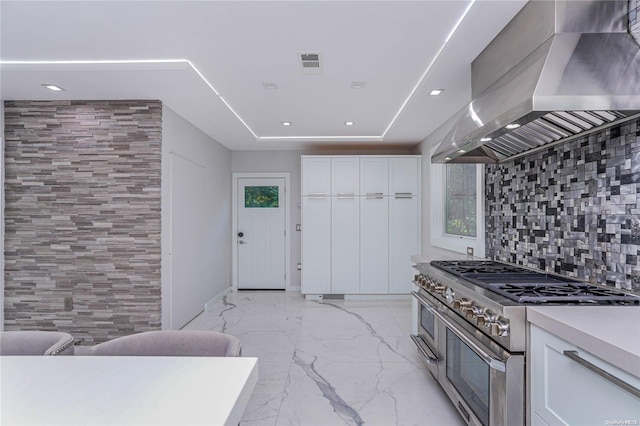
490, 282, 640, 304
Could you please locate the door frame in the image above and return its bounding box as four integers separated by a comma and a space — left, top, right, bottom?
232, 172, 291, 291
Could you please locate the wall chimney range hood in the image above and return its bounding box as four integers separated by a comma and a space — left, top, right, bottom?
432, 0, 640, 164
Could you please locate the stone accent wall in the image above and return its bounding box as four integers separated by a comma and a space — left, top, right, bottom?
486, 118, 640, 293
4, 100, 162, 344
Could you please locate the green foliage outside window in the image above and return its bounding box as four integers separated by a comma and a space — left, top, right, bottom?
445, 164, 477, 237
245, 186, 279, 208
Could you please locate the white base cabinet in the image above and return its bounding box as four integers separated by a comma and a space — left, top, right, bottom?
301, 155, 421, 295
530, 325, 640, 426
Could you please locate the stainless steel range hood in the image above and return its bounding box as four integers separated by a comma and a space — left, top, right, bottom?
432, 0, 640, 164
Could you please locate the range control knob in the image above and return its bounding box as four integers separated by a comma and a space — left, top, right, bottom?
469, 306, 488, 321
453, 298, 472, 310
464, 305, 484, 320
433, 284, 447, 294
413, 274, 420, 284
489, 318, 510, 337
476, 310, 498, 328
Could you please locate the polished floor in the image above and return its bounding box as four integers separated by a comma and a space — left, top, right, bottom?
184, 291, 464, 426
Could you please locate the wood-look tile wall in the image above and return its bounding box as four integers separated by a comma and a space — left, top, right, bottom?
3, 100, 162, 344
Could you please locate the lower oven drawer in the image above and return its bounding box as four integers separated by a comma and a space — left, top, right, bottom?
410, 333, 439, 377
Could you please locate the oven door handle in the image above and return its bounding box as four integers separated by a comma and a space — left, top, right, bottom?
412, 291, 507, 372
410, 334, 438, 365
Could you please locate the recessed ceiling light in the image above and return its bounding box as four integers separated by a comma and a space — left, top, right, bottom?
458, 149, 466, 154
429, 89, 444, 96
42, 84, 64, 91
480, 137, 492, 142
281, 121, 292, 126
262, 82, 278, 90
506, 123, 521, 129
344, 121, 354, 126
351, 82, 366, 89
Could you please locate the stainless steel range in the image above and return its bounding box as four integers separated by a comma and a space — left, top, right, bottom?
411, 260, 640, 426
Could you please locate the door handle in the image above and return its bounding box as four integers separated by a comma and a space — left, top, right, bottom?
563, 350, 640, 398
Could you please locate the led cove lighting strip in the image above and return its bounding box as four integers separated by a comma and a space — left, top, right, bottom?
2, 1, 475, 143
258, 136, 382, 140
0, 58, 258, 139
381, 0, 476, 138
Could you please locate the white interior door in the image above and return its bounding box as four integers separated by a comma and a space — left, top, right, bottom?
237, 178, 286, 289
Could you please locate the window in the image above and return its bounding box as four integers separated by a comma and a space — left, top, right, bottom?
244, 186, 279, 208
445, 164, 477, 237
430, 146, 484, 256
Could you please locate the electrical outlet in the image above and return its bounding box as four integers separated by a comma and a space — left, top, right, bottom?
64, 297, 73, 311
466, 247, 474, 257
297, 263, 302, 271
296, 224, 301, 231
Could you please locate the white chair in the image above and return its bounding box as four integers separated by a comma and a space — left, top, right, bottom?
86, 330, 241, 357
0, 330, 75, 356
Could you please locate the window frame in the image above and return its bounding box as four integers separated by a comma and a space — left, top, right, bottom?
429, 146, 485, 256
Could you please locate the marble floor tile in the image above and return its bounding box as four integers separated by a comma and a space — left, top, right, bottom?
184, 291, 463, 426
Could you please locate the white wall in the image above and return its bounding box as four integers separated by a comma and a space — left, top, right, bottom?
162, 106, 231, 329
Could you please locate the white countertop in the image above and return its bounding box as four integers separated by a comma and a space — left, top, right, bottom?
527, 306, 640, 378
0, 356, 259, 426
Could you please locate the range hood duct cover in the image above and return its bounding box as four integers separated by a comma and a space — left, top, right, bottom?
432, 0, 640, 164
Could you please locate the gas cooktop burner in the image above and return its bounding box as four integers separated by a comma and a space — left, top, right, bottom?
430, 260, 640, 305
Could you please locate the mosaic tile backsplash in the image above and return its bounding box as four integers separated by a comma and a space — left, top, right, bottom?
485, 118, 640, 293
4, 100, 162, 344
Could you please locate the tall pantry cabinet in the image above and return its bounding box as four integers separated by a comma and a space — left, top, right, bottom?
301, 155, 421, 295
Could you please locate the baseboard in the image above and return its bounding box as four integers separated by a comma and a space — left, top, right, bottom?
204, 286, 233, 311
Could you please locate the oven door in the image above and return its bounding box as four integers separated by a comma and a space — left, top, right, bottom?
410, 290, 442, 378
433, 306, 524, 426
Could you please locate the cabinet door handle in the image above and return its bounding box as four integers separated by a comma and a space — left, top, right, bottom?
307, 193, 326, 197
395, 194, 413, 199
563, 350, 640, 398
337, 193, 355, 199
365, 192, 384, 199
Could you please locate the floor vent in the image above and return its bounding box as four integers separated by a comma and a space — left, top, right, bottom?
322, 294, 344, 300
299, 52, 322, 75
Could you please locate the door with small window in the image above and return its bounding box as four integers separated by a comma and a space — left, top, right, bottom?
237, 178, 286, 289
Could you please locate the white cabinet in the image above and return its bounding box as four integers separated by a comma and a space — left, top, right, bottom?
530, 325, 640, 426
302, 157, 331, 196
331, 196, 359, 294
389, 195, 419, 293
389, 157, 419, 195
360, 157, 389, 196
301, 196, 331, 294
331, 157, 359, 196
360, 195, 389, 294
301, 155, 420, 295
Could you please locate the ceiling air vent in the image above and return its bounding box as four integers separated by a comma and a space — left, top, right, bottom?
299, 52, 322, 75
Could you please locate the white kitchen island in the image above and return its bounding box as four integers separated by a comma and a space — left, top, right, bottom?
527, 306, 640, 425
0, 355, 258, 426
